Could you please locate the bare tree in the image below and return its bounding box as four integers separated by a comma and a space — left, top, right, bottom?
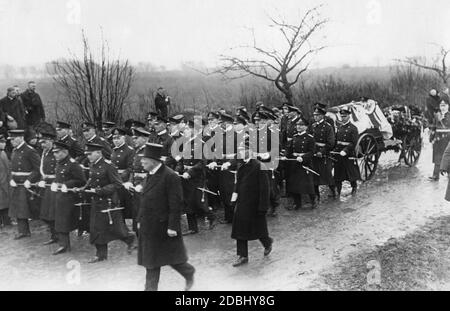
397, 44, 450, 87
48, 30, 135, 129
217, 6, 328, 105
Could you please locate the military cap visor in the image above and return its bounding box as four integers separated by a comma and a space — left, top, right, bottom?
168, 115, 185, 124
56, 121, 71, 129
7, 130, 26, 138
111, 127, 128, 136
313, 107, 327, 115
84, 143, 104, 154
339, 107, 351, 115
132, 121, 147, 129
220, 113, 234, 123
132, 128, 151, 137
102, 122, 116, 129
52, 141, 70, 152
39, 132, 57, 141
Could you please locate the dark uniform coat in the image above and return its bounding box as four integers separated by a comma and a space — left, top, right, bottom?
88, 157, 129, 245
231, 159, 270, 241
111, 143, 135, 219
54, 156, 86, 233
286, 132, 315, 194
137, 164, 188, 269
8, 143, 41, 219
0, 150, 10, 211
432, 112, 450, 164
129, 145, 147, 220
39, 149, 57, 221
86, 135, 112, 160
309, 120, 336, 185
333, 122, 361, 183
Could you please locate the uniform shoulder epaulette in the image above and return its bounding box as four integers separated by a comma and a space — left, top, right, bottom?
26, 144, 35, 150
294, 133, 300, 137
308, 134, 314, 138
104, 159, 112, 164
127, 146, 134, 150
100, 137, 106, 141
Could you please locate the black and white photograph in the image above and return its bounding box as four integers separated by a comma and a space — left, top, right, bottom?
1, 0, 450, 296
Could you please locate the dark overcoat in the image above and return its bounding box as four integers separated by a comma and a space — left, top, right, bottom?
286, 132, 315, 195
432, 112, 450, 164
309, 120, 336, 185
0, 150, 10, 211
333, 122, 361, 183
231, 159, 270, 241
8, 143, 41, 219
111, 143, 135, 219
54, 156, 86, 232
88, 157, 130, 245
21, 90, 45, 127
137, 164, 188, 269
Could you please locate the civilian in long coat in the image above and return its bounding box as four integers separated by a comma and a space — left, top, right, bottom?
0, 88, 27, 130
332, 107, 361, 195
52, 141, 87, 255
285, 118, 316, 210
230, 145, 273, 267
137, 143, 195, 291
430, 99, 450, 180
8, 130, 41, 238
37, 133, 58, 245
84, 143, 134, 263
0, 135, 11, 226
20, 82, 45, 127
309, 107, 336, 199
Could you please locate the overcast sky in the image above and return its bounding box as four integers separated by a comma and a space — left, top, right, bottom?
0, 0, 448, 68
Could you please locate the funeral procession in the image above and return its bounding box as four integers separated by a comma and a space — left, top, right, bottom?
1, 0, 450, 292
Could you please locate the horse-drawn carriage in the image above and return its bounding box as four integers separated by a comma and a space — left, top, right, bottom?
330, 99, 423, 181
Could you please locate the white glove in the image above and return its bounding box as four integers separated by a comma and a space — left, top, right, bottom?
38, 181, 46, 188
207, 162, 217, 169
123, 182, 133, 190
280, 156, 287, 161
221, 162, 231, 170
182, 172, 190, 179
167, 229, 177, 237
259, 152, 270, 160
60, 184, 68, 193
0, 121, 3, 127
23, 180, 31, 189
134, 184, 143, 193
296, 156, 303, 163
340, 151, 347, 157
50, 183, 58, 192
9, 180, 17, 188
175, 155, 182, 162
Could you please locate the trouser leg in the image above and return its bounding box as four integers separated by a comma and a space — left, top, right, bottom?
58, 232, 71, 249
186, 213, 198, 232
336, 182, 343, 195
433, 163, 440, 179
17, 218, 30, 235
350, 181, 357, 189
314, 186, 320, 200
44, 220, 57, 240
260, 236, 272, 249
95, 244, 108, 259
236, 240, 248, 258
223, 204, 233, 223
121, 232, 134, 246
0, 209, 11, 226
309, 194, 316, 204
145, 267, 161, 291
292, 194, 302, 208
171, 262, 195, 281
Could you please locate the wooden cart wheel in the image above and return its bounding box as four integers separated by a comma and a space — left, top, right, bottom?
403, 134, 422, 167
355, 133, 380, 182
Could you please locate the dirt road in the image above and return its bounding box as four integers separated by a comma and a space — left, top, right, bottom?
1, 140, 449, 291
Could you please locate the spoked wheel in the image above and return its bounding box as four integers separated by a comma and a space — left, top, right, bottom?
403, 135, 422, 167
355, 133, 380, 182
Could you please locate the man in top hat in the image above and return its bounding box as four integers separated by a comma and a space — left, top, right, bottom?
83, 143, 135, 263
154, 87, 170, 119
0, 134, 11, 227
111, 128, 136, 221
309, 106, 336, 200
56, 121, 84, 160
37, 132, 58, 245
284, 117, 317, 209
332, 107, 361, 196
231, 141, 273, 267
8, 129, 41, 239
137, 143, 195, 291
123, 127, 152, 235
82, 122, 112, 160
51, 141, 86, 255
